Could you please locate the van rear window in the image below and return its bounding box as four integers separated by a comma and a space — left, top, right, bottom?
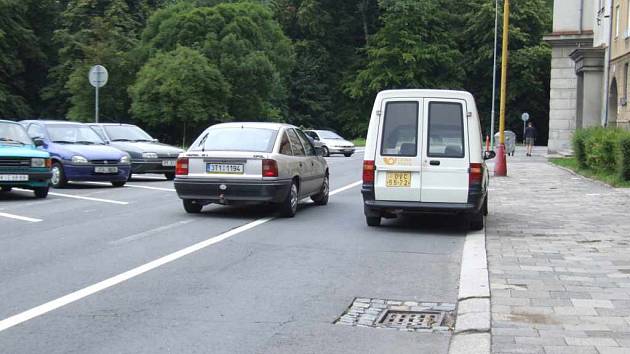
427, 102, 465, 158
380, 102, 418, 157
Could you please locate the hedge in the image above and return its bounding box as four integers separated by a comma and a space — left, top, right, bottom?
573, 127, 630, 181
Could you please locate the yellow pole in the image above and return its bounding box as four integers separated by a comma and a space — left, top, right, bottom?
495, 0, 509, 176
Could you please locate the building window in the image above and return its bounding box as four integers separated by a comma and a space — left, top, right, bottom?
617, 5, 621, 38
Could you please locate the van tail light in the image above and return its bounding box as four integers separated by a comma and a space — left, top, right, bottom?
469, 163, 483, 185
262, 159, 278, 177
176, 157, 189, 176
363, 160, 375, 185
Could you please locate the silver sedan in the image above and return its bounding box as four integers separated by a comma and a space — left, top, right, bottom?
174, 122, 329, 217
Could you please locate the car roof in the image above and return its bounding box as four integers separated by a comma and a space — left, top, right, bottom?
89, 123, 138, 127
0, 119, 22, 125
21, 119, 85, 125
376, 89, 474, 101
209, 122, 296, 130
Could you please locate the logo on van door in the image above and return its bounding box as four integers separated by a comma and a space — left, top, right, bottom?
383, 157, 412, 166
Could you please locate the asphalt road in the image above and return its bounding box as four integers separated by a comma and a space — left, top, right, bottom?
0, 152, 466, 354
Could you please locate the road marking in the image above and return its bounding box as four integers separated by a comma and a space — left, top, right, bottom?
0, 179, 363, 332
84, 181, 175, 192
0, 212, 42, 223
110, 220, 194, 245
47, 192, 129, 205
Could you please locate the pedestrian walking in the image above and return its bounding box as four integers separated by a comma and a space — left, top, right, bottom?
524, 122, 537, 156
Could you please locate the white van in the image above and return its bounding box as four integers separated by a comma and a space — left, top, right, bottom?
361, 90, 495, 230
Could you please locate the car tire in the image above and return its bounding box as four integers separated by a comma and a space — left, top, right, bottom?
366, 216, 381, 227
1, 186, 12, 192
34, 187, 49, 199
280, 181, 299, 217
311, 175, 329, 205
344, 153, 353, 157
165, 172, 176, 181
468, 210, 484, 231
111, 181, 126, 187
183, 199, 202, 214
50, 162, 67, 188
322, 146, 330, 157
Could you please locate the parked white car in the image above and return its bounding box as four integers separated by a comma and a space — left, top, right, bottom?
174, 122, 329, 217
304, 130, 355, 157
361, 90, 495, 230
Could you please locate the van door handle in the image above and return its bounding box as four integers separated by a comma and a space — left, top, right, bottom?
429, 160, 441, 166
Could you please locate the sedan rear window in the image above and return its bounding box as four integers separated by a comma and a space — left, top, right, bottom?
191, 127, 278, 152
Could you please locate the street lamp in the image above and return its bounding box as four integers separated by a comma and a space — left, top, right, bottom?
495, 0, 510, 177
490, 0, 499, 148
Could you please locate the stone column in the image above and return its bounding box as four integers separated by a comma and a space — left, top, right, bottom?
570, 48, 605, 129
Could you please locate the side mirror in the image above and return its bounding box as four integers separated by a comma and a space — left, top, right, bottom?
152, 139, 159, 143
33, 138, 45, 147
315, 147, 324, 156
484, 150, 496, 160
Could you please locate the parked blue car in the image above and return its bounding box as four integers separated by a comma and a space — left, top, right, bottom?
0, 120, 52, 198
20, 120, 131, 188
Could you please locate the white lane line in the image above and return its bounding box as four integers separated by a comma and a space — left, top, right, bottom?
47, 192, 128, 205
84, 181, 175, 192
110, 220, 194, 245
0, 212, 42, 223
0, 179, 363, 332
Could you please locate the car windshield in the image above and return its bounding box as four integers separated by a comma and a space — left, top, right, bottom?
47, 124, 104, 144
191, 127, 278, 152
318, 130, 343, 139
0, 122, 33, 145
103, 125, 153, 142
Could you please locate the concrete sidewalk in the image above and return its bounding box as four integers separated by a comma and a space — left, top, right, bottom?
487, 146, 630, 354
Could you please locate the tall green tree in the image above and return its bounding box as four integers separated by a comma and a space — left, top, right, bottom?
129, 46, 230, 145
138, 2, 293, 121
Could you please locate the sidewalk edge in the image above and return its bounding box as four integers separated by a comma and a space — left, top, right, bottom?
448, 227, 491, 354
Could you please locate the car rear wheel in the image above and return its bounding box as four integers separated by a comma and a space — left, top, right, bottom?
50, 162, 67, 188
311, 175, 329, 205
111, 181, 126, 187
1, 186, 12, 192
165, 172, 176, 181
344, 153, 353, 157
34, 187, 49, 199
366, 216, 381, 227
280, 181, 299, 217
322, 146, 330, 157
468, 210, 484, 231
183, 199, 202, 214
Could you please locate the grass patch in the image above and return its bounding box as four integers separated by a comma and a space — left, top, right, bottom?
351, 137, 366, 147
549, 157, 630, 188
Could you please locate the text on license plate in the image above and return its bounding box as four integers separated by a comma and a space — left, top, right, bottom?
206, 163, 244, 174
386, 172, 411, 187
162, 160, 176, 167
94, 166, 118, 174
0, 174, 28, 182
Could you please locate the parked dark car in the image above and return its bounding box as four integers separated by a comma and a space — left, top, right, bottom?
20, 120, 131, 188
89, 123, 183, 180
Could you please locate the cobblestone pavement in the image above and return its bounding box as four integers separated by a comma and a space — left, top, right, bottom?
487, 146, 630, 354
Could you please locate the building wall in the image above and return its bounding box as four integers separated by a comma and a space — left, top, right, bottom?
549, 45, 578, 153
594, 0, 612, 47
553, 0, 593, 33
610, 0, 630, 128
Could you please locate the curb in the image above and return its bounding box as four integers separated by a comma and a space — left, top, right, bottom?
448, 228, 491, 354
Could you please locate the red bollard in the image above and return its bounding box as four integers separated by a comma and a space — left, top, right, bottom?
495, 144, 507, 176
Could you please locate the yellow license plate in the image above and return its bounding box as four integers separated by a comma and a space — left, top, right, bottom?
386, 172, 411, 187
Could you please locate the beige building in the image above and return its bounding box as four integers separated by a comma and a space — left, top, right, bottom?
545, 0, 611, 153
609, 0, 630, 129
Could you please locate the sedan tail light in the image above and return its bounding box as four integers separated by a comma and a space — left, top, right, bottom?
363, 160, 375, 185
176, 157, 189, 176
262, 159, 278, 177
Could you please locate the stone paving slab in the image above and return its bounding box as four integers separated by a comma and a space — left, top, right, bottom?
487, 147, 630, 353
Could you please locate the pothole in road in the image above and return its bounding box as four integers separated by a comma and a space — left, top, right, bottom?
335, 298, 456, 333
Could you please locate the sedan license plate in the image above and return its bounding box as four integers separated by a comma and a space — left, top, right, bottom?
386, 172, 411, 187
94, 166, 118, 174
162, 159, 176, 167
206, 163, 244, 174
0, 174, 28, 182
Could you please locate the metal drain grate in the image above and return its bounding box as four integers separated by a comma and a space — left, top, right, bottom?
378, 310, 445, 330
335, 298, 455, 332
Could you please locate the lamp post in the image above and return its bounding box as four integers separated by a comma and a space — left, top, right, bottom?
490, 0, 499, 148
495, 0, 510, 177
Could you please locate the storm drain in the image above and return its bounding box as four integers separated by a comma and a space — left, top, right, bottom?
335, 298, 456, 333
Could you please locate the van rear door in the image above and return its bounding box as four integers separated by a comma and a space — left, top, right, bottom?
420, 99, 469, 203
374, 100, 423, 202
